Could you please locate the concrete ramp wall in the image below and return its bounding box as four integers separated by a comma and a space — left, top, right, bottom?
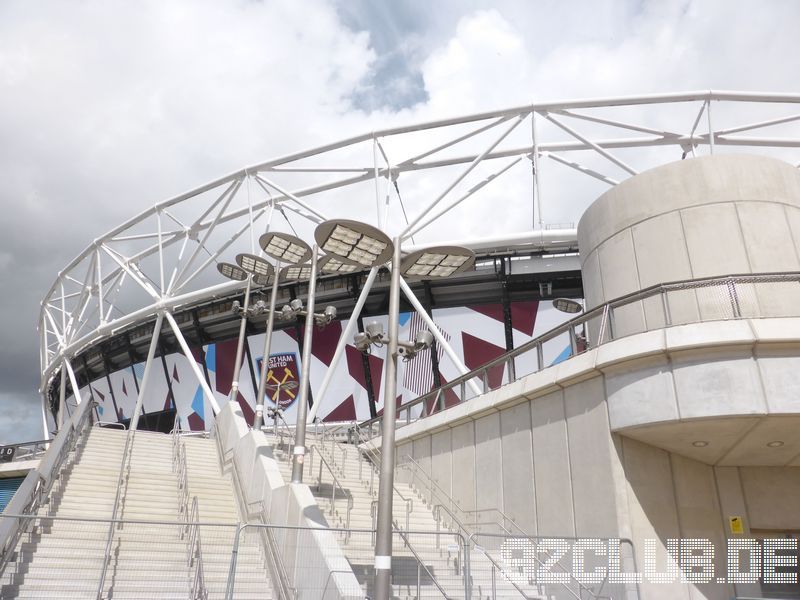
214, 402, 362, 600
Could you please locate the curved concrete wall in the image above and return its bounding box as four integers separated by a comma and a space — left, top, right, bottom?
578, 155, 800, 336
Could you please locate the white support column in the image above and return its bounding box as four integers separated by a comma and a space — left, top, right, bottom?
707, 98, 715, 154
165, 311, 222, 416
58, 363, 67, 430
62, 358, 83, 406
531, 110, 543, 228
307, 266, 380, 422
373, 137, 382, 229
130, 311, 164, 431
41, 393, 50, 440
399, 278, 483, 396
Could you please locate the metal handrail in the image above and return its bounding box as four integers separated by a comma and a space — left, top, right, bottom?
187, 497, 208, 600
355, 271, 800, 435
393, 526, 456, 600
93, 421, 127, 430
0, 400, 95, 580
308, 446, 354, 539
433, 502, 551, 600
351, 428, 414, 531
96, 425, 137, 599
267, 409, 296, 460
402, 456, 602, 600
0, 438, 53, 461
460, 507, 529, 537
224, 440, 297, 600
476, 547, 538, 600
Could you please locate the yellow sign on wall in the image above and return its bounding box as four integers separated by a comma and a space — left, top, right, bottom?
729, 516, 744, 534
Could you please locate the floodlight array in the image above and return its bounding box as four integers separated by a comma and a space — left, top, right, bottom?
402, 248, 473, 278
260, 233, 311, 264
281, 265, 313, 281
218, 262, 248, 281
236, 253, 273, 277
322, 224, 388, 266
319, 255, 361, 274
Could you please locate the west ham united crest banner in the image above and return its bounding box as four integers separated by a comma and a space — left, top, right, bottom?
256, 352, 301, 410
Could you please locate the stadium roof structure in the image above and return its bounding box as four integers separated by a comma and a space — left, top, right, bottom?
39, 90, 800, 431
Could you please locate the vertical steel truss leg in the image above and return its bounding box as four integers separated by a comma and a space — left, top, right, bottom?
398, 278, 482, 396
130, 312, 165, 431
307, 266, 379, 423
62, 358, 84, 407
165, 311, 222, 417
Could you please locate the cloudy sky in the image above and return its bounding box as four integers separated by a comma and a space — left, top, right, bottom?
1, 0, 799, 444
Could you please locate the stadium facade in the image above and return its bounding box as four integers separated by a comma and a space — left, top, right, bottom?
1, 91, 800, 599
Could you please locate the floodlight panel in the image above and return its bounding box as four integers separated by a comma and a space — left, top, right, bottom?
318, 255, 362, 274
417, 253, 446, 266
281, 265, 313, 281
406, 264, 433, 276
400, 245, 475, 280
217, 262, 248, 281
315, 219, 394, 267
553, 298, 583, 313
259, 232, 312, 265
236, 253, 274, 277
252, 273, 272, 286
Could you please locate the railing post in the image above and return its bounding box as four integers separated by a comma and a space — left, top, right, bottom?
727, 277, 742, 317
535, 342, 543, 372
607, 305, 616, 340
464, 535, 472, 600
224, 525, 243, 600
661, 288, 672, 326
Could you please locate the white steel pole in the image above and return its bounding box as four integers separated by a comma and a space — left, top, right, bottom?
253, 267, 282, 430
130, 312, 164, 431
229, 277, 253, 402
165, 311, 222, 416
290, 245, 319, 483
307, 266, 379, 423
58, 363, 67, 430
41, 393, 50, 439
374, 237, 402, 600
62, 359, 83, 406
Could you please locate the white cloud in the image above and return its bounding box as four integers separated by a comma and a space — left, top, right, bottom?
2, 0, 800, 441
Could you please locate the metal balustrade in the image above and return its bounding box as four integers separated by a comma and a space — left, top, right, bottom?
355, 271, 800, 439
397, 454, 638, 600
308, 446, 354, 539
0, 397, 96, 579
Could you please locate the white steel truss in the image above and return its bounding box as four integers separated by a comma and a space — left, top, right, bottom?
40, 91, 800, 423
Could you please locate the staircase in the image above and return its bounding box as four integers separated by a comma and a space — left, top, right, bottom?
266, 428, 546, 600
0, 425, 274, 600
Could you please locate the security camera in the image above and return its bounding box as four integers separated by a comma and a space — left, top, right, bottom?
289, 298, 304, 312
280, 305, 294, 320
324, 305, 337, 320
353, 331, 371, 352
231, 300, 242, 315
365, 321, 384, 341
414, 330, 434, 349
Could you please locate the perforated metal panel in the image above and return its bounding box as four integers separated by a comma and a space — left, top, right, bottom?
0, 476, 24, 513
